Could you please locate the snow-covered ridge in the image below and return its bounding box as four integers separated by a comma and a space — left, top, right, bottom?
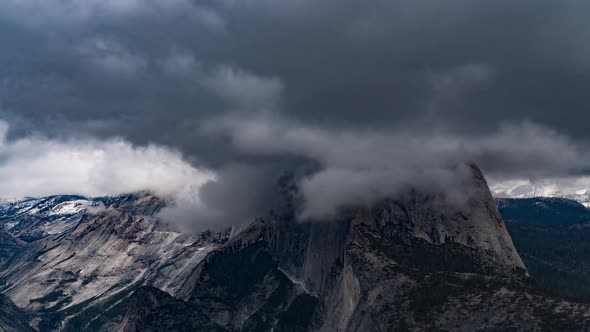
0, 195, 95, 216
0, 195, 103, 236
491, 179, 590, 208
48, 199, 99, 216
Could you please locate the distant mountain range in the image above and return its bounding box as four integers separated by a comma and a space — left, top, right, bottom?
492, 181, 590, 207
0, 166, 590, 330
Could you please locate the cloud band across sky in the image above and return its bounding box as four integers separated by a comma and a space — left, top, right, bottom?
0, 120, 214, 199
1, 1, 590, 226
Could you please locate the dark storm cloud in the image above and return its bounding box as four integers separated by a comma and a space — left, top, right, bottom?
3, 0, 590, 139
1, 0, 590, 225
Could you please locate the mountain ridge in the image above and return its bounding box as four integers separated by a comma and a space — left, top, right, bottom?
493, 182, 590, 208
1, 166, 590, 330
114, 164, 586, 331
0, 192, 229, 331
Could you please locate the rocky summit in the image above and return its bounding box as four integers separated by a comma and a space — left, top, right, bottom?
0, 165, 589, 331
119, 164, 590, 331
0, 192, 229, 331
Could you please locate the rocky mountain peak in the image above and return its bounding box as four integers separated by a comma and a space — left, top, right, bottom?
114, 163, 590, 332
262, 162, 526, 290
1, 165, 587, 331
361, 163, 525, 270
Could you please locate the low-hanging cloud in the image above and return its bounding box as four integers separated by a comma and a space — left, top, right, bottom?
3, 0, 590, 227
0, 120, 213, 199
204, 115, 590, 219
158, 163, 290, 231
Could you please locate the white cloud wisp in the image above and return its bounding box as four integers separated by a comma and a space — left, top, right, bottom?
0, 120, 214, 199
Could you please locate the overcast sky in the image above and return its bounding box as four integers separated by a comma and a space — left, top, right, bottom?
1, 1, 590, 226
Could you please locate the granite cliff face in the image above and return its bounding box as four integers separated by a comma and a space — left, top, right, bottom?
1, 165, 590, 331
0, 293, 36, 331
118, 164, 590, 331
0, 193, 229, 331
